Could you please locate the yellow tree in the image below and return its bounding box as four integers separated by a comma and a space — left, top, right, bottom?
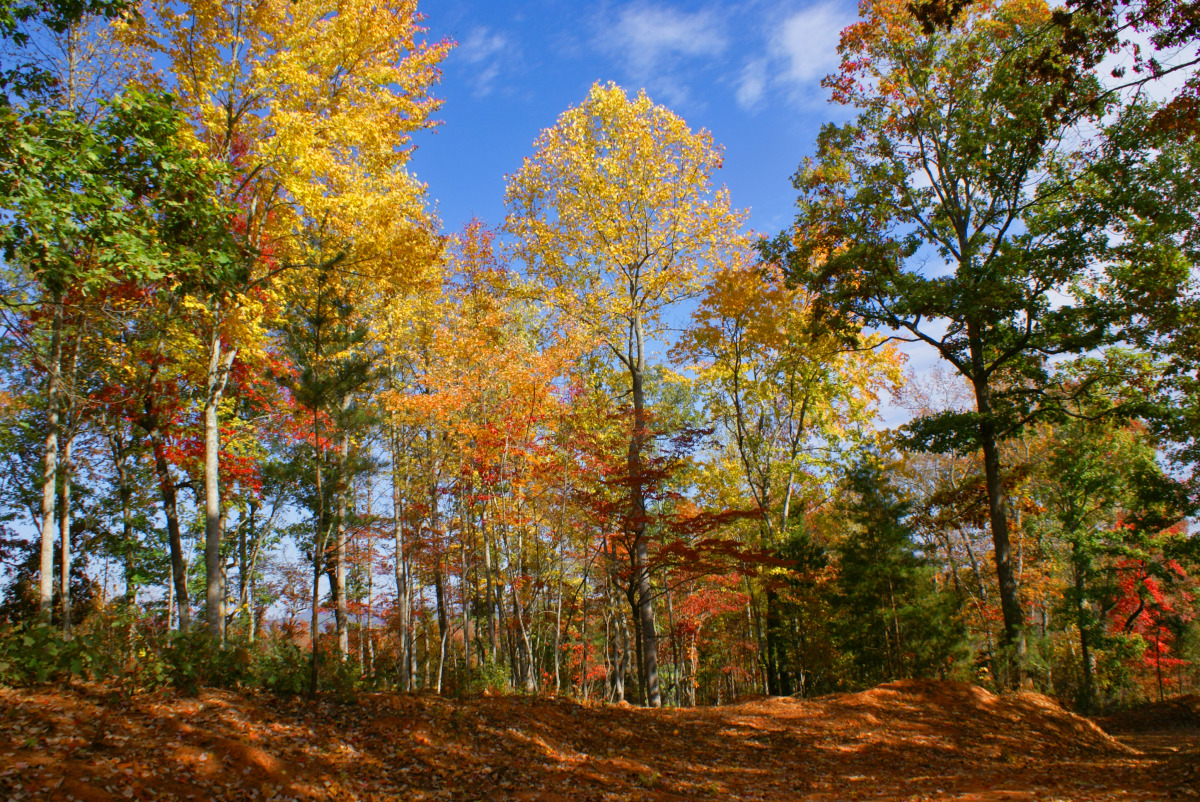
504, 81, 745, 707
675, 255, 903, 694
148, 0, 448, 638
677, 256, 903, 543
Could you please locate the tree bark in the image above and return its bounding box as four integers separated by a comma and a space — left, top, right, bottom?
204, 309, 238, 642
1073, 546, 1094, 711
309, 409, 328, 698
627, 313, 661, 707
58, 432, 73, 635
107, 422, 137, 606
391, 424, 413, 690
335, 395, 351, 660
969, 353, 1025, 688
38, 294, 63, 624
150, 427, 189, 631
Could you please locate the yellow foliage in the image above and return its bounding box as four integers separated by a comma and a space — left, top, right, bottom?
150, 0, 448, 299
505, 82, 746, 344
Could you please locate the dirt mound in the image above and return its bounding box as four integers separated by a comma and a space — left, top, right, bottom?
0, 681, 1190, 800
1099, 694, 1200, 733
855, 679, 1133, 755
731, 678, 1132, 761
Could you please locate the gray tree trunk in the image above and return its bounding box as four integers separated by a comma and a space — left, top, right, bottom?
969, 330, 1025, 687
204, 310, 237, 642
38, 295, 63, 623
627, 314, 661, 707
335, 396, 351, 659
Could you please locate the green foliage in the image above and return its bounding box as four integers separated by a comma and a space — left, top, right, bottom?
1, 90, 240, 297
764, 526, 838, 697
160, 629, 249, 694
0, 0, 130, 102
0, 611, 326, 698
250, 635, 309, 696
0, 608, 170, 690
0, 622, 88, 684
322, 654, 366, 704
453, 659, 512, 697
833, 457, 967, 688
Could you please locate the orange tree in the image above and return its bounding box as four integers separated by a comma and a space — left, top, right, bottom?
505, 82, 745, 707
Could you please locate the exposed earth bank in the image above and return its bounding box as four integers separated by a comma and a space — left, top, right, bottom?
0, 680, 1197, 800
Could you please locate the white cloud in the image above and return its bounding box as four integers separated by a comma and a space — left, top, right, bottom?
736, 58, 768, 109
733, 1, 854, 111
457, 26, 514, 97
598, 3, 728, 105
769, 3, 849, 88
608, 4, 727, 72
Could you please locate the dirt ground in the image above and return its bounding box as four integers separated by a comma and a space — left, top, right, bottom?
0, 680, 1196, 801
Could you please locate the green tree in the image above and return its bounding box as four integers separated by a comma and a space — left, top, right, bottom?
768, 0, 1133, 682
275, 247, 378, 695
1, 90, 238, 626
1030, 405, 1193, 709
834, 456, 965, 688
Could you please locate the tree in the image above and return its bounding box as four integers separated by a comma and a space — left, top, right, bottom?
1, 89, 238, 626
149, 0, 449, 639
768, 0, 1129, 683
1029, 404, 1193, 709
0, 0, 129, 103
505, 81, 745, 707
675, 255, 903, 694
276, 246, 377, 693
834, 455, 966, 688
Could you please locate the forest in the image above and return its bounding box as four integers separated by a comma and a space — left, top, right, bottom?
0, 0, 1198, 746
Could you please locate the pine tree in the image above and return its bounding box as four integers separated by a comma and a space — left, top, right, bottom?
834, 456, 965, 688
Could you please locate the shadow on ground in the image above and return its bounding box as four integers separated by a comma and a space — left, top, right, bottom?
0, 679, 1196, 800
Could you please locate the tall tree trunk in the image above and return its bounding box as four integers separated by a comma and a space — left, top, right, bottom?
58, 432, 73, 635
434, 563, 448, 661
461, 508, 472, 671
484, 510, 497, 661
580, 578, 590, 700
627, 313, 661, 707
58, 335, 79, 634
553, 460, 569, 692
764, 587, 780, 695
150, 428, 189, 631
239, 500, 260, 640
38, 293, 63, 624
969, 352, 1024, 688
109, 424, 137, 606
666, 587, 680, 706
204, 308, 238, 642
335, 396, 351, 660
391, 425, 413, 690
1073, 547, 1094, 711
431, 471, 449, 648
309, 410, 328, 698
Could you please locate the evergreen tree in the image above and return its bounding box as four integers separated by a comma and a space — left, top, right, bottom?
834, 456, 965, 688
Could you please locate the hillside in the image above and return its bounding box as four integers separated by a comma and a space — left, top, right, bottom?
0, 680, 1196, 801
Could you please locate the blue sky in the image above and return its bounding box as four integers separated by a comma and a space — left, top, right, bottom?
405, 0, 951, 426
408, 0, 860, 238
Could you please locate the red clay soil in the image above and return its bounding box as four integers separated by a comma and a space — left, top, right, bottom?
0, 679, 1196, 801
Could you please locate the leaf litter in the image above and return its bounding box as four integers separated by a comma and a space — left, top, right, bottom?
0, 679, 1195, 800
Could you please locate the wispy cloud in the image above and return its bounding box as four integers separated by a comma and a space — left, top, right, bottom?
735, 58, 768, 109
734, 1, 853, 111
457, 26, 515, 97
599, 3, 728, 106
770, 3, 847, 87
